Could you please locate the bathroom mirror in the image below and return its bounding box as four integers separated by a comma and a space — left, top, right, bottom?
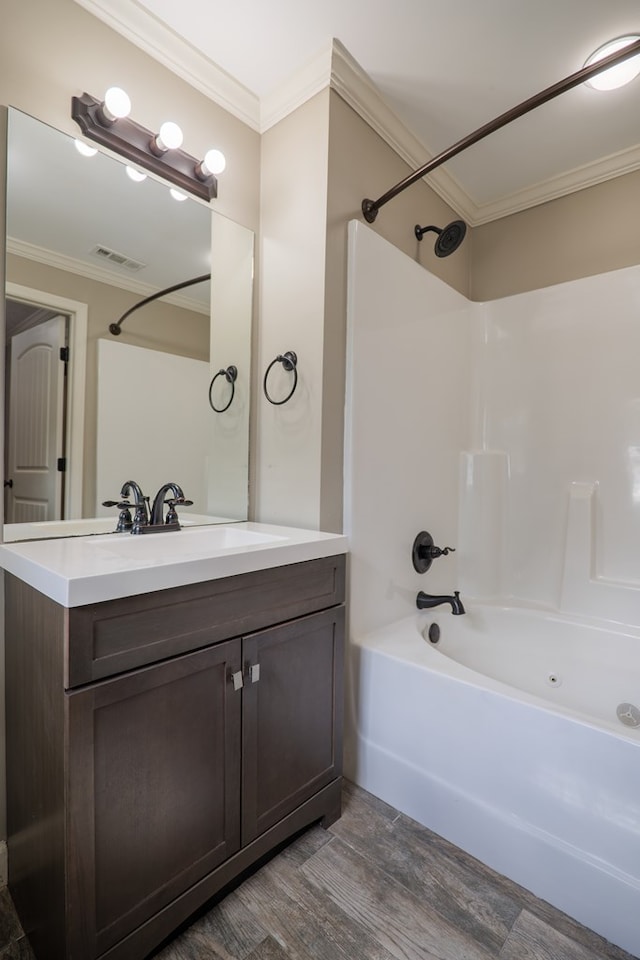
3, 107, 253, 541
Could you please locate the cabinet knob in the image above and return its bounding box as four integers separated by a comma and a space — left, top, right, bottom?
230, 670, 244, 692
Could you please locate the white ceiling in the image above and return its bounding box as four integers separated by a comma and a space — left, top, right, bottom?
76, 0, 640, 224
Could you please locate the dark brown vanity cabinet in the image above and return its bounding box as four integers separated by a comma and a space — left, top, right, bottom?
5, 554, 345, 960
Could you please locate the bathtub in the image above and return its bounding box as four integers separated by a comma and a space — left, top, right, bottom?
345, 603, 640, 957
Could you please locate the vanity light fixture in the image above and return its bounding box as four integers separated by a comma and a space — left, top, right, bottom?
71, 89, 223, 202
169, 187, 188, 202
584, 35, 640, 90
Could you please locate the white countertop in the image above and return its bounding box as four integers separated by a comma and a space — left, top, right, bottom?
0, 522, 348, 607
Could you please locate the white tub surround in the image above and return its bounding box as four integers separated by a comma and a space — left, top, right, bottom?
344, 221, 473, 639
0, 522, 347, 606
348, 609, 640, 958
347, 221, 640, 623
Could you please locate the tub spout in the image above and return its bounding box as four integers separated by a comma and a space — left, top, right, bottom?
416, 590, 466, 615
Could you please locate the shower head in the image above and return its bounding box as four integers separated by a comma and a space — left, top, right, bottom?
414, 219, 467, 257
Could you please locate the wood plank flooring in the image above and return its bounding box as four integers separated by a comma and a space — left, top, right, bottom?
0, 780, 636, 960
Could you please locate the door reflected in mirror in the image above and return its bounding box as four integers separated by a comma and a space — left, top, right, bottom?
3, 108, 253, 541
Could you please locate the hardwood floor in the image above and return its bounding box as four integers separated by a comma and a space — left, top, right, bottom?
1, 781, 636, 960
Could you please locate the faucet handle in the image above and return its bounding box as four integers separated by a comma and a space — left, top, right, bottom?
164, 497, 194, 527
412, 531, 456, 573
102, 499, 133, 533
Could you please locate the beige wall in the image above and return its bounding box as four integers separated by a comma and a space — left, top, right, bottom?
471, 169, 640, 301
327, 94, 471, 301
254, 89, 331, 530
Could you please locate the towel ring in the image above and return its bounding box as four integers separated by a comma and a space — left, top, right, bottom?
263, 351, 298, 405
208, 365, 238, 413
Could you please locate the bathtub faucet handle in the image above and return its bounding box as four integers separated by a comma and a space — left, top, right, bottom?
412, 531, 456, 574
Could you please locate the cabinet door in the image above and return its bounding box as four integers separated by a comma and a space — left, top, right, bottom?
66, 639, 242, 958
242, 606, 344, 844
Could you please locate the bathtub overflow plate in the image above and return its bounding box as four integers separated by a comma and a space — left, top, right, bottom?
616, 702, 640, 728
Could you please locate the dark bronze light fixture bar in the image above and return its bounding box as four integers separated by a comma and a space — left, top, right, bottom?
362, 37, 640, 223
72, 92, 218, 202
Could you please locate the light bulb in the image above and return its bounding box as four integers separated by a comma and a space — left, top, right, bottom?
126, 166, 147, 182
584, 36, 640, 90
74, 139, 98, 157
203, 148, 226, 175
156, 121, 183, 151
170, 188, 188, 202
103, 86, 131, 120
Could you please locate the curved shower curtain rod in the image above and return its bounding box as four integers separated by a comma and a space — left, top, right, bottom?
362, 37, 640, 223
108, 273, 211, 336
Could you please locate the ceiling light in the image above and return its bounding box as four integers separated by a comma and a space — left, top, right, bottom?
126, 166, 147, 182
584, 35, 640, 90
74, 139, 98, 157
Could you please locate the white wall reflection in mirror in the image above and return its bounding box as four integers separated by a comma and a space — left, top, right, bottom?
3, 108, 253, 542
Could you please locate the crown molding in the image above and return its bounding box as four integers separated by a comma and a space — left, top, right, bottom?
328, 40, 476, 222
260, 42, 333, 132
7, 237, 209, 315
470, 141, 640, 225
72, 0, 260, 130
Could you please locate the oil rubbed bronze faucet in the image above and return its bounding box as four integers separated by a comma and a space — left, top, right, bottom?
416, 591, 466, 615
102, 479, 149, 533
146, 482, 193, 532
102, 480, 192, 533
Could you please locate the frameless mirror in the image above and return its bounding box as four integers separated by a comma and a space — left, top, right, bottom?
3, 107, 253, 542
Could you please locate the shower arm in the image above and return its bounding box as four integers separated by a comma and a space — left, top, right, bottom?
361, 37, 640, 223
108, 273, 211, 336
